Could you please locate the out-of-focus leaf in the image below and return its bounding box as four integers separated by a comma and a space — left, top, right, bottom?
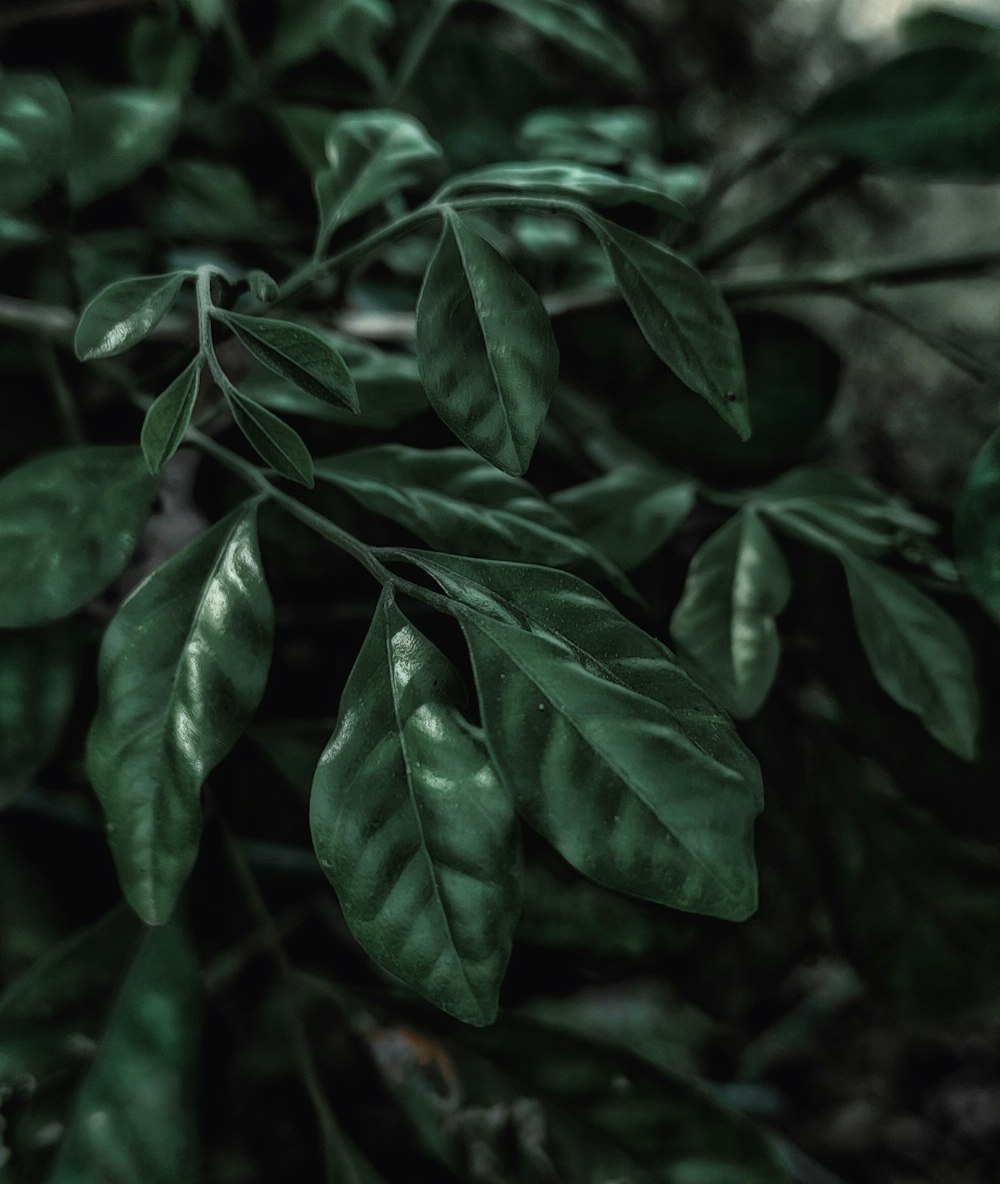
416, 211, 558, 475
519, 106, 659, 165
0, 446, 157, 628
156, 161, 262, 240
955, 424, 1000, 624
140, 357, 201, 474
228, 389, 316, 487
127, 15, 200, 92
87, 504, 274, 924
271, 0, 394, 88
273, 104, 337, 174
0, 72, 71, 213
671, 509, 791, 718
792, 47, 1000, 177
902, 5, 1000, 52
184, 0, 224, 30
311, 590, 521, 1025
74, 271, 188, 360
405, 551, 763, 919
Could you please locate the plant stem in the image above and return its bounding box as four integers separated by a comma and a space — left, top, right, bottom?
385, 0, 457, 103
38, 343, 85, 443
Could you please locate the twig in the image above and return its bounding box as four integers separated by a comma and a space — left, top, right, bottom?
38, 342, 85, 443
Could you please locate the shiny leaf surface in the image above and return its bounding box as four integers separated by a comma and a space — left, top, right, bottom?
519, 105, 659, 165
87, 503, 274, 924
0, 72, 71, 213
74, 271, 188, 360
228, 390, 316, 487
311, 590, 521, 1025
140, 357, 202, 474
955, 424, 1000, 624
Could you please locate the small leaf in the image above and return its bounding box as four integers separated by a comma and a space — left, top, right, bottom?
416, 210, 558, 475
245, 268, 279, 304
74, 271, 188, 360
519, 106, 659, 166
86, 503, 274, 924
405, 552, 763, 920
955, 425, 1000, 625
670, 509, 791, 717
214, 309, 359, 411
0, 72, 71, 213
842, 553, 979, 759
0, 446, 157, 628
140, 357, 201, 474
584, 214, 750, 439
271, 0, 394, 87
311, 590, 521, 1025
183, 0, 224, 30
227, 390, 316, 487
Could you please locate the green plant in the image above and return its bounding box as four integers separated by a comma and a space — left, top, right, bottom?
2, 2, 1000, 1180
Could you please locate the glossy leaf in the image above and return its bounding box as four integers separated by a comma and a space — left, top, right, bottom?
955, 425, 1000, 624
0, 446, 157, 628
311, 590, 521, 1025
68, 88, 182, 206
405, 552, 763, 919
842, 553, 979, 759
46, 919, 202, 1183
793, 47, 1000, 177
439, 161, 689, 219
584, 214, 750, 438
519, 105, 659, 166
416, 210, 558, 475
552, 464, 696, 570
0, 72, 71, 213
214, 310, 359, 411
228, 389, 316, 487
671, 509, 791, 718
271, 0, 394, 87
74, 271, 188, 360
87, 503, 274, 924
141, 358, 201, 475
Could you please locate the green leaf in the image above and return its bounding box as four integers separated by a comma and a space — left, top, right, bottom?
183, 0, 224, 30
46, 920, 202, 1183
213, 310, 359, 411
86, 503, 274, 924
0, 446, 157, 628
74, 271, 188, 360
519, 105, 659, 166
311, 590, 521, 1025
404, 552, 763, 920
955, 425, 1000, 624
841, 553, 979, 759
227, 390, 316, 487
0, 625, 78, 809
0, 72, 71, 213
68, 88, 182, 206
416, 210, 558, 475
315, 110, 441, 248
485, 0, 643, 87
271, 0, 394, 87
140, 358, 201, 474
157, 160, 262, 240
670, 509, 791, 718
439, 161, 689, 219
584, 214, 750, 439
902, 5, 1000, 53
552, 464, 696, 571
792, 47, 1000, 177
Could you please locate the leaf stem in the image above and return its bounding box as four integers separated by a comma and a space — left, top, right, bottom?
385, 0, 457, 103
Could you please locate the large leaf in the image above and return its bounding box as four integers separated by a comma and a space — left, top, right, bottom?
86, 503, 274, 924
74, 271, 189, 360
271, 0, 394, 87
0, 72, 71, 213
902, 5, 1000, 53
841, 553, 979, 759
140, 357, 202, 474
584, 214, 750, 438
0, 446, 157, 628
670, 509, 791, 718
403, 552, 763, 920
311, 590, 520, 1025
519, 105, 659, 166
792, 46, 1000, 177
416, 210, 558, 475
955, 425, 1000, 624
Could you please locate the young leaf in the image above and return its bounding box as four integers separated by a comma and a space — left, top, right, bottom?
792, 47, 1000, 177
311, 590, 521, 1026
519, 106, 659, 166
74, 271, 188, 360
842, 553, 979, 759
228, 389, 316, 487
86, 503, 274, 924
0, 446, 157, 628
670, 509, 791, 718
213, 310, 358, 411
0, 72, 71, 213
955, 425, 1000, 625
583, 214, 750, 439
404, 552, 763, 920
140, 358, 201, 474
416, 210, 558, 475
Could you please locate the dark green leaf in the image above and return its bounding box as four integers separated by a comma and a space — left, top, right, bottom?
955, 425, 1000, 624
902, 5, 1000, 52
792, 47, 1000, 177
228, 390, 316, 487
157, 160, 262, 240
584, 214, 750, 438
0, 72, 71, 213
405, 552, 762, 920
519, 105, 659, 166
86, 503, 274, 924
416, 210, 558, 475
273, 103, 338, 174
271, 0, 394, 87
245, 268, 279, 304
140, 358, 201, 474
671, 509, 791, 718
842, 553, 979, 759
184, 0, 224, 30
0, 446, 157, 628
214, 310, 359, 412
311, 590, 521, 1025
552, 464, 696, 570
74, 271, 188, 360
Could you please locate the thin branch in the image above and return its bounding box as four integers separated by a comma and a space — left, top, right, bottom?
385, 0, 457, 103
